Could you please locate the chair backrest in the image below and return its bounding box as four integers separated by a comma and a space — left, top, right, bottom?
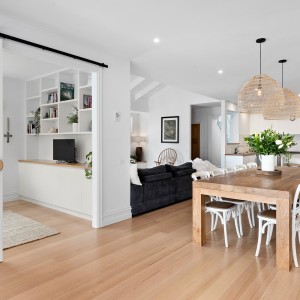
191, 171, 210, 181
210, 168, 226, 177
156, 148, 177, 165
292, 184, 300, 228
247, 162, 257, 169
236, 164, 247, 170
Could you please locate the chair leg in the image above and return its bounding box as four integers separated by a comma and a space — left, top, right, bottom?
213, 214, 218, 230
238, 206, 243, 236
251, 202, 255, 227
292, 228, 299, 267
233, 211, 241, 239
246, 205, 253, 229
255, 218, 263, 256
223, 211, 228, 248
266, 224, 274, 245
210, 213, 215, 231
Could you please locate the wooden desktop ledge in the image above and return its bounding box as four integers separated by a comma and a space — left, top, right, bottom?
18, 159, 86, 169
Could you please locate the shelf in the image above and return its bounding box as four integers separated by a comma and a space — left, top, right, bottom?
79, 108, 92, 112
55, 131, 92, 135
59, 99, 78, 105
79, 84, 92, 89
40, 102, 58, 107
26, 96, 40, 101
41, 118, 58, 121
26, 134, 38, 136
41, 87, 58, 93
26, 115, 35, 118
39, 133, 59, 136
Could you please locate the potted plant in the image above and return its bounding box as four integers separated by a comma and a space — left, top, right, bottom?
244, 128, 296, 171
84, 151, 92, 179
67, 106, 78, 132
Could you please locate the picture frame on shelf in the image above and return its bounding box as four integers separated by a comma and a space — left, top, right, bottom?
60, 82, 74, 101
83, 94, 92, 109
161, 116, 179, 143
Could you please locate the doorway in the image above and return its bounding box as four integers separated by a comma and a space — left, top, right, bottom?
191, 124, 200, 159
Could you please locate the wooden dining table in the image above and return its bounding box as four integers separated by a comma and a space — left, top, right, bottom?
192, 166, 300, 271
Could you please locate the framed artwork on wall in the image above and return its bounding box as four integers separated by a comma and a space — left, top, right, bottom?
161, 116, 179, 143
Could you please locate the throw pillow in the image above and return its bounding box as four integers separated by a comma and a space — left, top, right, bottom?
130, 163, 142, 185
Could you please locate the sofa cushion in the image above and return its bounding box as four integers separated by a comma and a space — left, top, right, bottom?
165, 162, 194, 176
138, 165, 167, 181
130, 163, 142, 185
142, 173, 172, 183
172, 168, 196, 177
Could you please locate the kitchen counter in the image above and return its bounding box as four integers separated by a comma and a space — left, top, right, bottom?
225, 153, 256, 156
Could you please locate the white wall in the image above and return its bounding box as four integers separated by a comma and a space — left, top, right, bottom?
192, 106, 221, 166
38, 135, 92, 163
3, 77, 25, 200
2, 15, 131, 225
148, 86, 221, 167
130, 111, 149, 161
249, 114, 300, 135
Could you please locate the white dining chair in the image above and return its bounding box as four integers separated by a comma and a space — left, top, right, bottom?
247, 162, 257, 169
191, 171, 241, 247
255, 183, 300, 267
236, 164, 247, 170
209, 168, 253, 236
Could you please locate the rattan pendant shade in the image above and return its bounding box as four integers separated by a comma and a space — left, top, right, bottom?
263, 88, 300, 120
238, 38, 286, 115
238, 74, 285, 114
263, 60, 300, 120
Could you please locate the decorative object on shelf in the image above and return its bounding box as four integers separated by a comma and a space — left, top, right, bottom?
83, 94, 92, 108
44, 112, 49, 119
244, 129, 296, 171
60, 82, 75, 101
238, 38, 285, 114
132, 135, 146, 162
84, 151, 92, 179
264, 59, 300, 121
67, 106, 78, 132
4, 117, 12, 143
34, 107, 40, 134
130, 155, 137, 164
49, 127, 56, 133
161, 116, 179, 143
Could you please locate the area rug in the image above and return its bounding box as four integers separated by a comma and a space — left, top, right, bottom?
3, 210, 60, 249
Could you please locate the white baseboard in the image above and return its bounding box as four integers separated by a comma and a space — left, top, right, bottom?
103, 207, 132, 226
20, 196, 92, 221
4, 192, 19, 202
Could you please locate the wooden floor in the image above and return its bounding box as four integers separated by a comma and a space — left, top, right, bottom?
1, 200, 300, 300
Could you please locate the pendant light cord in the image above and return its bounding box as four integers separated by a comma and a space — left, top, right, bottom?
259, 42, 262, 75
282, 62, 284, 88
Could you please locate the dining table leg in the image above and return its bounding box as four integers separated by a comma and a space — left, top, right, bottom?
276, 198, 292, 271
193, 188, 207, 245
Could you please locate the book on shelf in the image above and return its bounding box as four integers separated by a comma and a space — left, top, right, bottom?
83, 94, 92, 109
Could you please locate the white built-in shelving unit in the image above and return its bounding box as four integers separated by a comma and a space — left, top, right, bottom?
25, 69, 93, 159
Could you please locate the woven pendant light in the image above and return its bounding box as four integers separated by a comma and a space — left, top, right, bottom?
263, 60, 300, 120
238, 38, 285, 114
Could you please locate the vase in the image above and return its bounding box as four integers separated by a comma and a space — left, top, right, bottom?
72, 123, 78, 133
259, 154, 275, 171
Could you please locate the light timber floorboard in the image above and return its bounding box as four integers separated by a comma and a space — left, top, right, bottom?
1, 199, 300, 299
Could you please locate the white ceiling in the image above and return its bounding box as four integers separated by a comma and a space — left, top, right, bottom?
3, 52, 62, 80
0, 0, 300, 101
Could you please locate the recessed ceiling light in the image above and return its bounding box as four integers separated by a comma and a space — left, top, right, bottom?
218, 70, 223, 74
153, 38, 160, 44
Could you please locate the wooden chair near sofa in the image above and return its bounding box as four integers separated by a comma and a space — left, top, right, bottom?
154, 148, 177, 166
